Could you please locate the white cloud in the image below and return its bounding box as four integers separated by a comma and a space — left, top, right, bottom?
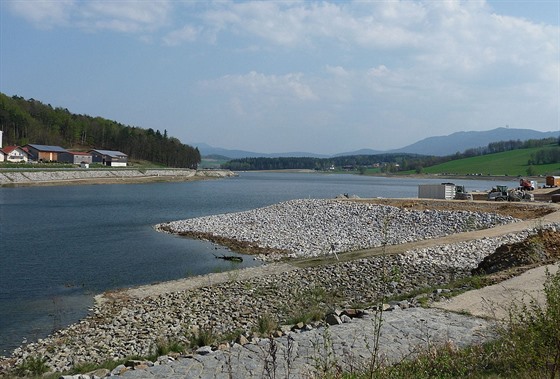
163, 24, 200, 46
6, 0, 74, 28
5, 0, 558, 153
202, 1, 309, 47
6, 0, 171, 33
79, 1, 171, 33
204, 71, 318, 101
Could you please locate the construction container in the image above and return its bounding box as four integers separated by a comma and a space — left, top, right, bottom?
418, 183, 456, 200
546, 176, 560, 188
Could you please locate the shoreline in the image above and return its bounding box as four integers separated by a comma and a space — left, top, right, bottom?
0, 168, 236, 187
2, 199, 559, 375
239, 168, 545, 182
1, 167, 552, 189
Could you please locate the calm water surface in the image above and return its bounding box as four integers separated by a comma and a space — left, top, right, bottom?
0, 172, 506, 354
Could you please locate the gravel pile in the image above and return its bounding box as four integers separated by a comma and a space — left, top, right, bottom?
157, 199, 520, 260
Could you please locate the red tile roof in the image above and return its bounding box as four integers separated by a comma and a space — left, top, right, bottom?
1, 146, 21, 154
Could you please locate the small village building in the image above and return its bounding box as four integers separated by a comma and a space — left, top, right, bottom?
0, 146, 30, 163
24, 144, 68, 162
58, 151, 93, 165
89, 149, 128, 167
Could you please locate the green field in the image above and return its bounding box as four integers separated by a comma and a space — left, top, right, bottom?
419, 147, 560, 177
199, 158, 229, 169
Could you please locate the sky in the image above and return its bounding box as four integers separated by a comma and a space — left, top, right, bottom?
1, 1, 559, 155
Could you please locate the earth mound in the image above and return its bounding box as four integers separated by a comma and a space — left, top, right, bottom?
472, 229, 560, 275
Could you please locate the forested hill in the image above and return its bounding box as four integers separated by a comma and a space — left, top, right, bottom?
0, 93, 200, 168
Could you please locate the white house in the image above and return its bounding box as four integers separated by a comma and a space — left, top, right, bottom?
1, 146, 30, 163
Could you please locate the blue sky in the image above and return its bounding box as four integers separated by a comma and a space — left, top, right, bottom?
1, 1, 559, 155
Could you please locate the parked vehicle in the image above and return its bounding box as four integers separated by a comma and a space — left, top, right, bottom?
545, 176, 560, 188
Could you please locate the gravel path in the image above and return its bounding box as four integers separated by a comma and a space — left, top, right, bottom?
434, 262, 560, 320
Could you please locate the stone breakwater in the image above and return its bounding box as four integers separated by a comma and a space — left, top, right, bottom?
5, 221, 559, 375
156, 199, 520, 261
0, 169, 235, 186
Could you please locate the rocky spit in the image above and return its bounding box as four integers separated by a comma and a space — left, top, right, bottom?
0, 169, 235, 186
157, 199, 520, 261
2, 199, 558, 378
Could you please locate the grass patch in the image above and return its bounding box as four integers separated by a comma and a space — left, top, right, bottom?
188, 326, 217, 348
255, 313, 279, 337
419, 145, 560, 177
11, 356, 49, 378
285, 285, 338, 326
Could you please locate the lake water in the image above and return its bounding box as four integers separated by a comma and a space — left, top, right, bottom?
0, 172, 506, 355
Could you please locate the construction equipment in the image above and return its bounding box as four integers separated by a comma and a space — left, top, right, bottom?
518, 178, 536, 190
454, 185, 473, 200
488, 185, 509, 201
488, 185, 533, 202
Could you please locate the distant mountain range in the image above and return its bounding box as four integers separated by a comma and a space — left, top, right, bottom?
194, 143, 331, 159
387, 127, 560, 156
196, 127, 559, 159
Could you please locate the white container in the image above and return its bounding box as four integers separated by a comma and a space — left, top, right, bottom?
418, 183, 456, 200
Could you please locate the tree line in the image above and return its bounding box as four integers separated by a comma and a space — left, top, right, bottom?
221, 154, 423, 171
222, 137, 560, 172
0, 93, 200, 168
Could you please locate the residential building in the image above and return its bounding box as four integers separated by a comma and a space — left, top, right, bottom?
1, 146, 30, 162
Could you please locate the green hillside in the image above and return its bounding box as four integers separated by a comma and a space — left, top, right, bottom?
420, 146, 560, 176
0, 93, 200, 168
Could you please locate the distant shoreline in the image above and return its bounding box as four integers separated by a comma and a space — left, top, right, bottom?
0, 168, 236, 187
237, 168, 542, 182
0, 167, 549, 189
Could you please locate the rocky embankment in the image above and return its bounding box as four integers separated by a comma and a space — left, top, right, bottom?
4, 199, 558, 376
4, 224, 557, 375
0, 169, 235, 186
157, 199, 520, 261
